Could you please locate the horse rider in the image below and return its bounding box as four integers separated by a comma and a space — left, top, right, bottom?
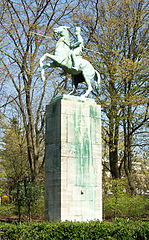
70, 27, 84, 71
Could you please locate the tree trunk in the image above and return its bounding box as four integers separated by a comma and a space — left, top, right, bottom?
123, 105, 136, 194
109, 106, 120, 179
17, 184, 21, 222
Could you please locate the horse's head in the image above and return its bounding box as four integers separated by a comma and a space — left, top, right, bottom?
53, 26, 70, 46
53, 26, 70, 37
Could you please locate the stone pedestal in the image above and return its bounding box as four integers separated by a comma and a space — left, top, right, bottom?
45, 95, 102, 221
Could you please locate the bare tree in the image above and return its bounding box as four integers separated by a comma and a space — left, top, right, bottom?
0, 0, 81, 180
75, 0, 149, 192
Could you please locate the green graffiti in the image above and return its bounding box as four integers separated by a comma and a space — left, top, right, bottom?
82, 132, 90, 171
67, 103, 99, 215
72, 106, 96, 187
90, 105, 98, 118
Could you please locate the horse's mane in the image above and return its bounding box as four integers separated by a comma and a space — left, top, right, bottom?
62, 28, 70, 45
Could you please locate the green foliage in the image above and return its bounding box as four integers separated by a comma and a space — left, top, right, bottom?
30, 195, 45, 219
103, 178, 149, 220
11, 179, 42, 221
104, 194, 149, 220
0, 219, 149, 240
11, 182, 26, 206
0, 119, 29, 187
110, 180, 125, 218
0, 204, 14, 218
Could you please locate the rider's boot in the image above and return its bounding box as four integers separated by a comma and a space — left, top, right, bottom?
72, 66, 78, 71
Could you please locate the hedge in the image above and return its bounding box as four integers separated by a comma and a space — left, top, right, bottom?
0, 219, 149, 240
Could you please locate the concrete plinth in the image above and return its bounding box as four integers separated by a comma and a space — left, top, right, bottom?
45, 95, 102, 221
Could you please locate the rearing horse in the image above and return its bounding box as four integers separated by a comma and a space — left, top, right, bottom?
40, 26, 100, 97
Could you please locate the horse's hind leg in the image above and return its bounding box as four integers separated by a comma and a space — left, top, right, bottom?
68, 76, 77, 95
82, 77, 92, 97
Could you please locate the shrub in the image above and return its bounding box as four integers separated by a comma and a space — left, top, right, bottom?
0, 219, 149, 240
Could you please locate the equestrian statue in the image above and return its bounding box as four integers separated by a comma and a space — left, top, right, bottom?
40, 26, 100, 97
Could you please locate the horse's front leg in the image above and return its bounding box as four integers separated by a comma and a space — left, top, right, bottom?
41, 68, 45, 81
40, 53, 52, 68
40, 53, 54, 81
41, 63, 53, 81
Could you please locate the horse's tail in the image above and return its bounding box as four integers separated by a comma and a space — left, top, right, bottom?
94, 70, 100, 93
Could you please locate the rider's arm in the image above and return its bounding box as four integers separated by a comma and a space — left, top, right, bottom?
71, 41, 81, 49
71, 35, 84, 49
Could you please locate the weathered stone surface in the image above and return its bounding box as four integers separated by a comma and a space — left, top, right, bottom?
45, 95, 102, 221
